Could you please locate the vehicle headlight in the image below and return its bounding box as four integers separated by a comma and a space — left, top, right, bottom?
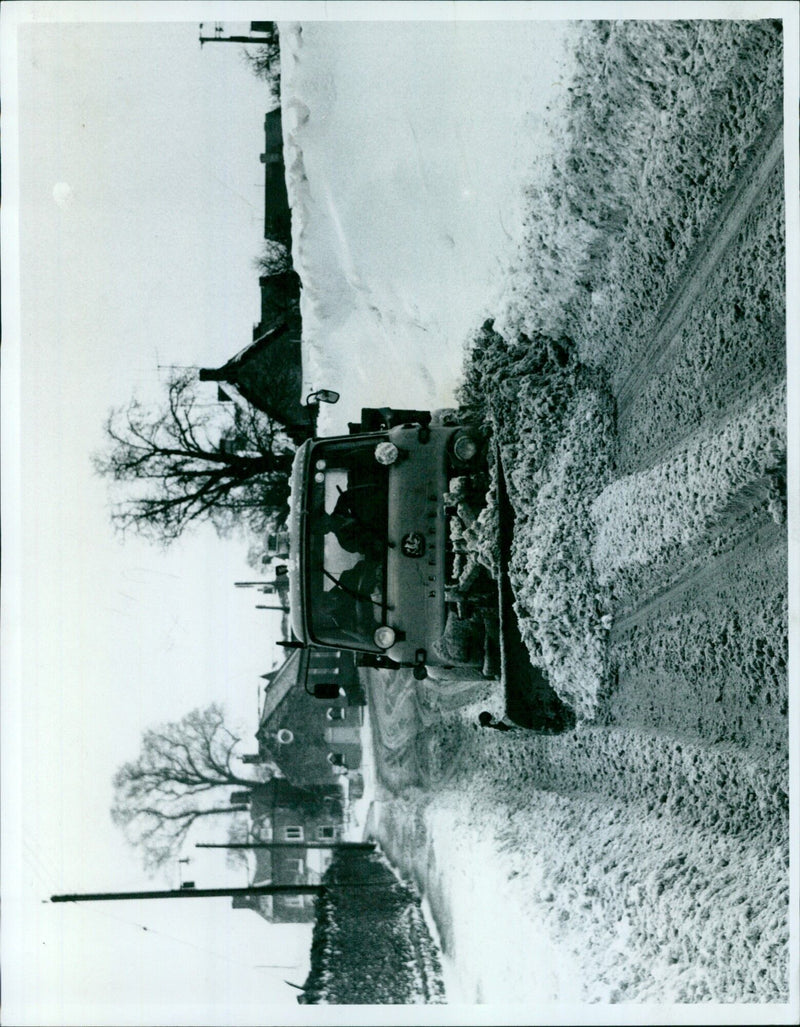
373, 625, 396, 649
375, 441, 399, 465
452, 431, 479, 463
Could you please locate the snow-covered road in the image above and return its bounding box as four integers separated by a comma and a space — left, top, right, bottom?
364, 669, 790, 1005
280, 16, 793, 1015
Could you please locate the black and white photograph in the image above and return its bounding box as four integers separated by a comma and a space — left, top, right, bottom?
2, 1, 798, 1022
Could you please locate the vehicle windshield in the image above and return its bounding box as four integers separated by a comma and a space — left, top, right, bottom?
305, 437, 390, 649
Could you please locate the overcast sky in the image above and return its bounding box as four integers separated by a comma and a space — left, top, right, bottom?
4, 9, 313, 1024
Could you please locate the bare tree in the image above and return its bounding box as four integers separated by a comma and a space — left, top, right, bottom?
254, 239, 292, 276
241, 23, 281, 106
111, 704, 274, 873
94, 371, 295, 545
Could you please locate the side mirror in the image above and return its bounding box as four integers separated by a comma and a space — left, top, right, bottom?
306, 389, 340, 406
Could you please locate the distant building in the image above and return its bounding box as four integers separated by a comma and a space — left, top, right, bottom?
230, 778, 344, 924
198, 271, 314, 440
255, 649, 364, 790
198, 103, 319, 441
261, 109, 291, 242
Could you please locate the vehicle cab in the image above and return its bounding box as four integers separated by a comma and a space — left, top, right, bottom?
288, 418, 484, 675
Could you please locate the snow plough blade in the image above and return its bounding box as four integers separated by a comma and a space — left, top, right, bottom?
494, 442, 576, 732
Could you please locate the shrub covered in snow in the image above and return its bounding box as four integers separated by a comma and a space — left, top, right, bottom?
301, 847, 445, 1004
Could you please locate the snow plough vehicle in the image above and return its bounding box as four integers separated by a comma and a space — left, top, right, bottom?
286, 407, 498, 685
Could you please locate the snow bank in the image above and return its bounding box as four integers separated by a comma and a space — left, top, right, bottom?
460, 324, 617, 717
279, 20, 575, 432
369, 791, 586, 1005
506, 381, 616, 718
573, 20, 783, 379
492, 20, 783, 367
367, 713, 790, 1004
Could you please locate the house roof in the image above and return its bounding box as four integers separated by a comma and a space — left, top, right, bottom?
198, 316, 311, 436
259, 649, 303, 727
200, 319, 290, 382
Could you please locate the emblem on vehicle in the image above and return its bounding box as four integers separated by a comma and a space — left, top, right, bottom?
401, 532, 426, 558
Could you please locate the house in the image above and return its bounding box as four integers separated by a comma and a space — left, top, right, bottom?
197, 105, 329, 442
231, 778, 344, 924
255, 648, 364, 790
261, 109, 291, 242
198, 272, 315, 440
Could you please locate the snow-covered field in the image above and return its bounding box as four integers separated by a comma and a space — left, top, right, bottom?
280, 16, 793, 1016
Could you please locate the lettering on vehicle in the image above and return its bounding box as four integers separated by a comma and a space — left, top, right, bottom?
401, 532, 426, 558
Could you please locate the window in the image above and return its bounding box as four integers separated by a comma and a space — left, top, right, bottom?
282, 895, 305, 908
326, 707, 346, 721
306, 438, 390, 649
252, 820, 273, 842
283, 825, 304, 841
317, 825, 336, 841
284, 858, 304, 875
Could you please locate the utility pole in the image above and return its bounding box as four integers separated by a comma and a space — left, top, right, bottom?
51, 884, 323, 904
196, 841, 375, 852
198, 23, 273, 46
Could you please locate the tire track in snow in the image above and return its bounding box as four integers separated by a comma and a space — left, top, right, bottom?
450, 718, 789, 850
609, 517, 784, 636
619, 362, 783, 480
615, 103, 784, 418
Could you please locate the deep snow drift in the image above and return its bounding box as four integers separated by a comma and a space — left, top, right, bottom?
279, 19, 576, 433
462, 19, 787, 721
